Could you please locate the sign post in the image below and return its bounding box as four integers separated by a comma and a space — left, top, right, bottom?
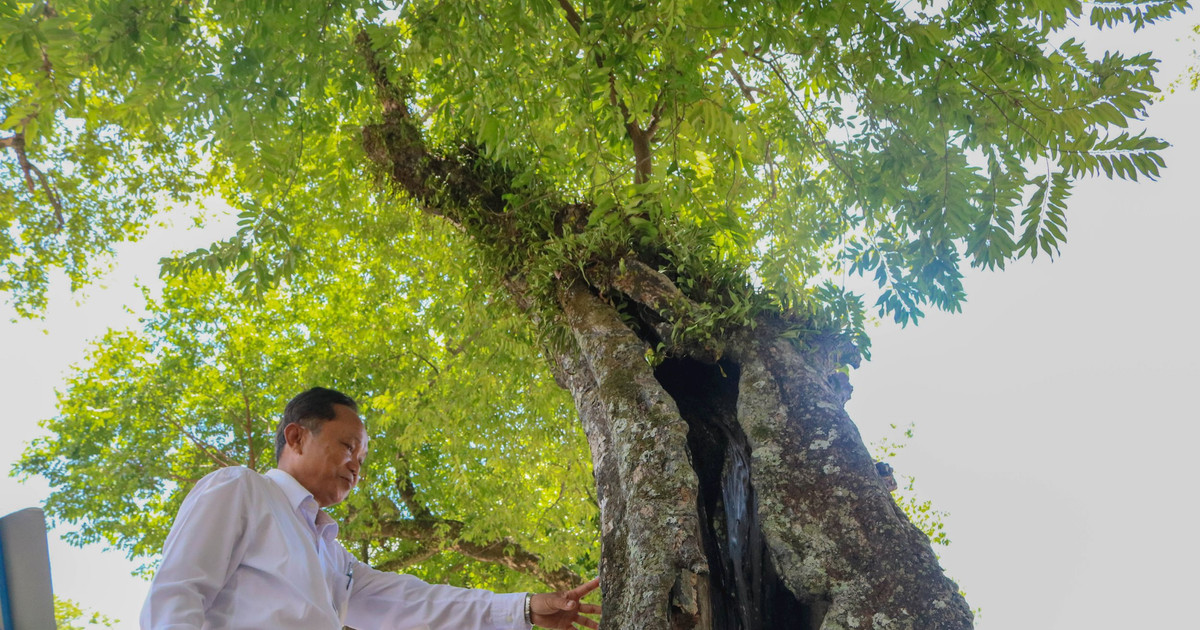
0, 508, 55, 630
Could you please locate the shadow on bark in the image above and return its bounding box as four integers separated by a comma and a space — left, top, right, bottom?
655, 357, 827, 630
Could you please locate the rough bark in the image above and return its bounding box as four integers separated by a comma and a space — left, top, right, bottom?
554, 282, 709, 629
728, 329, 970, 629
546, 280, 973, 630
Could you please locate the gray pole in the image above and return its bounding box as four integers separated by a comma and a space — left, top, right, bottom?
0, 508, 55, 630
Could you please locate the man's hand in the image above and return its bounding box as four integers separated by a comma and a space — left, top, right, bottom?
530, 576, 602, 629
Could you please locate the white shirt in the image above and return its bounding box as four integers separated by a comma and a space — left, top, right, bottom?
140, 466, 529, 630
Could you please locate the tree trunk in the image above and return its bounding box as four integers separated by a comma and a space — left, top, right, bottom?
550, 282, 973, 630
358, 59, 973, 628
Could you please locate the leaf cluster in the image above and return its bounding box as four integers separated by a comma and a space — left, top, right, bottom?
54, 595, 118, 630
870, 422, 950, 547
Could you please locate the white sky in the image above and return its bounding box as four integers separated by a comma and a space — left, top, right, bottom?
2, 15, 1198, 630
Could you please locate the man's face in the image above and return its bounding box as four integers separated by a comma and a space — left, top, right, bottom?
282, 403, 368, 507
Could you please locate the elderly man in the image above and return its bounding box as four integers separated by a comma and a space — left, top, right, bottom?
141, 387, 601, 629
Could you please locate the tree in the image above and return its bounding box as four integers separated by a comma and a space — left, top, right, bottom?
54, 595, 118, 630
4, 1, 1188, 628
17, 224, 600, 592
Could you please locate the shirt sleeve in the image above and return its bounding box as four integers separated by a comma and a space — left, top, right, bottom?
140, 467, 254, 629
343, 556, 531, 630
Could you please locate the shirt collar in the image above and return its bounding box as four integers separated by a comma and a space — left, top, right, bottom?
265, 468, 340, 542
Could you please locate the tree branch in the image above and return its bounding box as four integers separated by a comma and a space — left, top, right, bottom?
355, 30, 407, 118
374, 543, 443, 573
376, 456, 583, 590
627, 123, 653, 184
394, 451, 434, 520
369, 515, 584, 591
728, 67, 757, 103
595, 257, 728, 362
164, 413, 237, 468
556, 0, 657, 183
235, 366, 257, 470
556, 0, 584, 34
358, 30, 517, 234
602, 257, 700, 324
455, 536, 583, 592
1, 131, 65, 229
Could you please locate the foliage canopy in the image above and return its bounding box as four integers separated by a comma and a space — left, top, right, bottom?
2, 0, 1186, 328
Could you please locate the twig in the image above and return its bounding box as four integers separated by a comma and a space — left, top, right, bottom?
728, 67, 757, 103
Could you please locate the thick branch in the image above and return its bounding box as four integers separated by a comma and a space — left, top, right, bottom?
394, 452, 434, 520
358, 32, 517, 236
596, 257, 731, 362
603, 257, 699, 322
376, 515, 457, 542
627, 123, 653, 184
456, 537, 583, 592
375, 544, 443, 573
358, 26, 659, 276
355, 30, 407, 117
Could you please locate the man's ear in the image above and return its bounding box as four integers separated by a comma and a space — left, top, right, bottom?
283, 423, 307, 455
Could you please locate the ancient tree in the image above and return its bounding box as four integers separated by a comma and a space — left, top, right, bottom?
4, 1, 1186, 628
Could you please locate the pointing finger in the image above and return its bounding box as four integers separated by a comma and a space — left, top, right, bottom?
567, 576, 601, 599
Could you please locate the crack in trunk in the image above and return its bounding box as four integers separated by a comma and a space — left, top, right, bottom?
655, 358, 821, 630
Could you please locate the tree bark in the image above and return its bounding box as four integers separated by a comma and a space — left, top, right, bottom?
547, 281, 973, 630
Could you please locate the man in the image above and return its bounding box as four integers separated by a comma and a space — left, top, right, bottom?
141, 387, 601, 629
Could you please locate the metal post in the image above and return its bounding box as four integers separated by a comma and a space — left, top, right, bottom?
0, 508, 55, 630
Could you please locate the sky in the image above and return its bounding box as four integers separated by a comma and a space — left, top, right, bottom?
2, 14, 1199, 630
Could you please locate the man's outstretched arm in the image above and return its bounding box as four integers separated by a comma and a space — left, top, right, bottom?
345, 559, 602, 630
